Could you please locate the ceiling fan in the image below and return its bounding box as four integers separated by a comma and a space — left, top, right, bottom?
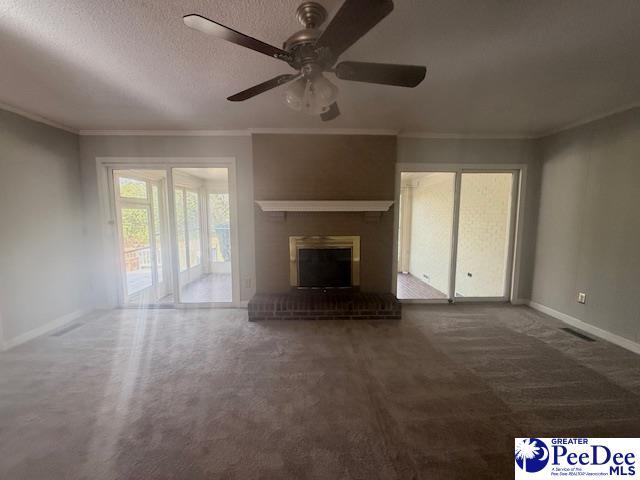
183, 0, 426, 121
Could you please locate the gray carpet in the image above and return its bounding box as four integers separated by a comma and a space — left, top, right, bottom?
0, 304, 639, 479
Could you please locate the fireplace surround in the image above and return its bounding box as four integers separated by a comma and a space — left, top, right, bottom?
289, 236, 360, 289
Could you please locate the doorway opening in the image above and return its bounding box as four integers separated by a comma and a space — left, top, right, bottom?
397, 172, 454, 300
396, 170, 518, 302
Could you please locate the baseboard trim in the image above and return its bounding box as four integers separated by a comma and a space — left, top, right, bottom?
527, 300, 640, 355
3, 309, 92, 351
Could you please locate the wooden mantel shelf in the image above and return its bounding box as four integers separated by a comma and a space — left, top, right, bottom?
255, 200, 394, 213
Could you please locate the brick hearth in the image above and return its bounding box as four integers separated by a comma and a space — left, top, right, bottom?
248, 292, 401, 321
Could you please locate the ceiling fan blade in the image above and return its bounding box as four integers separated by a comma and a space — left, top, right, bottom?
321, 102, 340, 121
183, 14, 291, 62
316, 0, 394, 62
227, 74, 298, 102
335, 61, 426, 87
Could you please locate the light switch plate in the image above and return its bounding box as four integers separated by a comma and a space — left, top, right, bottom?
577, 292, 587, 304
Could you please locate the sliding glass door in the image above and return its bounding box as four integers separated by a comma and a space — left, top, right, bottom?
397, 172, 456, 300
396, 169, 518, 302
171, 168, 233, 304
454, 173, 515, 299
111, 163, 237, 307
113, 171, 171, 305
120, 204, 153, 297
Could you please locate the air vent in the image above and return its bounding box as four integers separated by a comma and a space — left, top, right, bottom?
51, 323, 83, 337
561, 327, 595, 342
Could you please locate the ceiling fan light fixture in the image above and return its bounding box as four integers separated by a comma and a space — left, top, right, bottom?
184, 0, 426, 122
284, 74, 338, 116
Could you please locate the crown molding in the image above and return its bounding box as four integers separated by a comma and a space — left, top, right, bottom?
398, 131, 535, 140
80, 128, 398, 137
536, 102, 640, 139
0, 102, 78, 134
249, 128, 399, 136
78, 129, 250, 136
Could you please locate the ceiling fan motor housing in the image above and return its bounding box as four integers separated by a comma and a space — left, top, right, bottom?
283, 2, 332, 72
296, 2, 327, 28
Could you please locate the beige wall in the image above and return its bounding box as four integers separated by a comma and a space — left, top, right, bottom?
253, 134, 396, 294
532, 108, 640, 343
78, 134, 256, 306
397, 137, 540, 301
0, 109, 89, 346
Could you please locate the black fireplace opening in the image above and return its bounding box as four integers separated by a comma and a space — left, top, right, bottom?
298, 248, 352, 288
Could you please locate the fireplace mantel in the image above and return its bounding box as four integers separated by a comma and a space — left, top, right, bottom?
255, 200, 394, 213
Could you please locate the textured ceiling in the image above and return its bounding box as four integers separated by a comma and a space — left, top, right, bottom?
1, 0, 639, 135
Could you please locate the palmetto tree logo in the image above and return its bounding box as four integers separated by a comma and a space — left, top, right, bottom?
515, 438, 550, 473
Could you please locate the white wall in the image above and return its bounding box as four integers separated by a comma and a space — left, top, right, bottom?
79, 134, 256, 306
0, 109, 89, 346
397, 137, 540, 301
532, 108, 640, 343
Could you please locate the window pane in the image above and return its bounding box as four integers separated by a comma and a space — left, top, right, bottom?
187, 191, 201, 267
174, 189, 187, 272
121, 207, 151, 295
152, 185, 163, 283
455, 173, 513, 297
119, 177, 147, 199
172, 167, 231, 304
208, 193, 231, 263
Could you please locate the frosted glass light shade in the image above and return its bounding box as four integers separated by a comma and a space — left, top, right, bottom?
284, 78, 306, 111
284, 74, 338, 115
311, 74, 338, 110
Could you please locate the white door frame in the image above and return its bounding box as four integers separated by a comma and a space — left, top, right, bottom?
392, 163, 528, 304
97, 157, 241, 308
151, 177, 171, 299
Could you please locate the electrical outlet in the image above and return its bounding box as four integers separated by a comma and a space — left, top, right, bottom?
577, 292, 587, 304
